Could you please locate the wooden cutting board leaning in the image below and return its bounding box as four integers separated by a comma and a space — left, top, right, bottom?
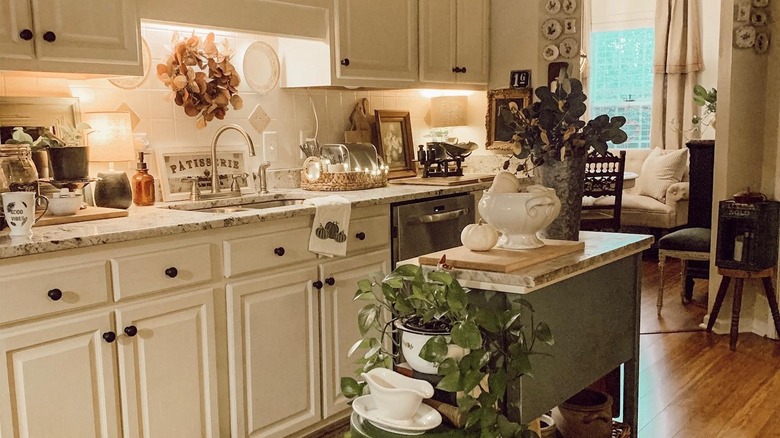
418, 240, 586, 273
389, 174, 494, 186
35, 206, 129, 227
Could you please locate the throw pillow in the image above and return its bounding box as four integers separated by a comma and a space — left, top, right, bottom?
636, 147, 688, 202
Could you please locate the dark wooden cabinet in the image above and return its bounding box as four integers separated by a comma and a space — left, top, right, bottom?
686, 140, 715, 228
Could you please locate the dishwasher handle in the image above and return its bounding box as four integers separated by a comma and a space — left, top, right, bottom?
411, 208, 470, 224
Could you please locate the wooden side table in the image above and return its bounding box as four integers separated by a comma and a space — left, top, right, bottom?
706, 267, 780, 351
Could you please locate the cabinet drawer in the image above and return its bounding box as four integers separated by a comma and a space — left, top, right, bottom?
347, 214, 390, 254
224, 226, 316, 278
110, 243, 214, 301
0, 261, 110, 325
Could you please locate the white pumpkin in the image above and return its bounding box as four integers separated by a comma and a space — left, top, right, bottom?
488, 171, 521, 193
461, 220, 499, 251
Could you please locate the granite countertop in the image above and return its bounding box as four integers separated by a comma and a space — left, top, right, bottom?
409, 231, 654, 295
0, 182, 491, 259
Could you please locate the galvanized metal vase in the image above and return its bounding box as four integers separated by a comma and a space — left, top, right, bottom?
535, 151, 587, 242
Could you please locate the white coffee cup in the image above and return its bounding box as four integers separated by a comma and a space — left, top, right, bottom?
2, 192, 49, 237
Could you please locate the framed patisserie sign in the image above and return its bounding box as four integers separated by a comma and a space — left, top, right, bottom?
155, 147, 255, 201
485, 88, 533, 151
375, 110, 416, 179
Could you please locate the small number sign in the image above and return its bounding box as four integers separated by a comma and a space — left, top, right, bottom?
510, 70, 531, 89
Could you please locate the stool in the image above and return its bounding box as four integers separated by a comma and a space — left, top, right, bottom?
657, 228, 711, 315
706, 267, 780, 351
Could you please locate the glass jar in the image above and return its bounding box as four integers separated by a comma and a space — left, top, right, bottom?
0, 144, 40, 194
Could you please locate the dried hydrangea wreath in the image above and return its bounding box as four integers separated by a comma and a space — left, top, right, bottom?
156, 32, 243, 129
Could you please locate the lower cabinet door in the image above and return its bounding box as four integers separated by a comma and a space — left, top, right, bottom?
227, 267, 321, 438
115, 288, 220, 438
0, 311, 121, 438
319, 250, 390, 419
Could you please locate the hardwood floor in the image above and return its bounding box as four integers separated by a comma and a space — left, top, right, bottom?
640, 257, 708, 334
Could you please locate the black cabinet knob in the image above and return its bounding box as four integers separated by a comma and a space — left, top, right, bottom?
325, 277, 335, 286
124, 325, 138, 337
452, 66, 459, 73
165, 267, 178, 278
274, 247, 285, 256
341, 58, 350, 66
102, 331, 116, 343
355, 232, 366, 241
47, 288, 63, 301
19, 29, 33, 41
42, 31, 56, 42
312, 280, 323, 290
461, 66, 467, 73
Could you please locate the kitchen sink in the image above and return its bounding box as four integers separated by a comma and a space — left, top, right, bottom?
190, 199, 308, 213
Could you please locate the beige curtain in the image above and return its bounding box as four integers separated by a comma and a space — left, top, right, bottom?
651, 0, 703, 150
580, 0, 592, 121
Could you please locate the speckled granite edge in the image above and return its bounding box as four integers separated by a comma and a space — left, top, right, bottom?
0, 182, 491, 259
412, 232, 654, 294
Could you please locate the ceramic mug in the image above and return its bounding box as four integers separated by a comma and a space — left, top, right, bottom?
2, 192, 48, 237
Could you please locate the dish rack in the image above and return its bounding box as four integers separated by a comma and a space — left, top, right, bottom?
300, 157, 387, 191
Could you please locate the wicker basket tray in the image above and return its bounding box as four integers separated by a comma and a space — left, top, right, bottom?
300, 157, 387, 191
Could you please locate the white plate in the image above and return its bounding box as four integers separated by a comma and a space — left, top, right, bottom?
352, 395, 442, 435
734, 25, 757, 48
544, 0, 561, 14
109, 37, 151, 90
755, 32, 770, 54
563, 0, 577, 14
243, 41, 280, 94
542, 18, 563, 40
559, 37, 579, 58
543, 44, 560, 61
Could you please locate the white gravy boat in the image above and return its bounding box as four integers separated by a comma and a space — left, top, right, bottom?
360, 368, 434, 423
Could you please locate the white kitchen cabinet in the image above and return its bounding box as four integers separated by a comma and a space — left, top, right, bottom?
0, 0, 142, 75
226, 267, 322, 438
419, 0, 489, 85
319, 250, 389, 419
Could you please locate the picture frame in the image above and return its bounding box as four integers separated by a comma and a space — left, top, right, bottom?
485, 88, 533, 151
155, 147, 256, 201
374, 110, 416, 179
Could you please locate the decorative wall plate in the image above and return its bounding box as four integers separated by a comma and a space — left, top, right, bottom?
543, 44, 560, 61
755, 32, 770, 53
751, 10, 768, 26
559, 37, 579, 58
243, 41, 280, 94
563, 0, 578, 14
564, 18, 577, 34
544, 0, 561, 14
542, 18, 563, 40
734, 25, 757, 48
752, 0, 769, 7
109, 38, 151, 90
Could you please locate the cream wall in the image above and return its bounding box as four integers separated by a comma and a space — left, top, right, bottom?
0, 22, 489, 177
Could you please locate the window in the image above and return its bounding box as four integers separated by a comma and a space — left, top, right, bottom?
589, 28, 654, 149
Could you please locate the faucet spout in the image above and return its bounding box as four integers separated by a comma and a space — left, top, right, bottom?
210, 124, 256, 195
258, 161, 271, 194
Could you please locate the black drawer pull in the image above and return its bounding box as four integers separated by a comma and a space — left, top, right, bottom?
124, 325, 138, 337
355, 232, 366, 241
102, 331, 116, 343
19, 29, 33, 41
274, 247, 285, 256
165, 267, 178, 278
461, 66, 467, 73
43, 31, 56, 42
341, 58, 350, 66
47, 288, 63, 301
325, 277, 335, 286
312, 280, 323, 290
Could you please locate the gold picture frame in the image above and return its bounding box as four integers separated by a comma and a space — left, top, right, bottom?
485, 88, 533, 152
375, 110, 416, 179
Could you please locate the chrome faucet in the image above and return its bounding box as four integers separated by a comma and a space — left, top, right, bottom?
209, 124, 256, 196
258, 161, 271, 194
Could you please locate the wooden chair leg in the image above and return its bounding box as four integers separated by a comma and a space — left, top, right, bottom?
681, 259, 691, 304
730, 278, 745, 351
657, 254, 666, 315
707, 275, 731, 332
761, 276, 780, 339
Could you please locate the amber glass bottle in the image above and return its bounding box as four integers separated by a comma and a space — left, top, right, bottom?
132, 152, 155, 206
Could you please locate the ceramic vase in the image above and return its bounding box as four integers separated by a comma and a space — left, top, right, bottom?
535, 150, 587, 241
551, 388, 613, 438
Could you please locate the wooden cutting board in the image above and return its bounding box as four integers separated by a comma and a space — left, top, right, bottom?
418, 240, 585, 273
389, 174, 494, 186
35, 206, 129, 227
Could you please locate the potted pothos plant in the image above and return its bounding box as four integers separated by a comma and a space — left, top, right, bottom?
42, 122, 92, 181
341, 264, 554, 438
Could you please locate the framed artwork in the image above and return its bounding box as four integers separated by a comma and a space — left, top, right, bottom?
374, 110, 416, 179
486, 88, 533, 151
155, 147, 255, 201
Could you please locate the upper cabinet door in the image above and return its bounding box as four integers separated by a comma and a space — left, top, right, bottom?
31, 0, 140, 68
419, 0, 457, 83
0, 0, 35, 62
455, 0, 489, 84
334, 0, 418, 82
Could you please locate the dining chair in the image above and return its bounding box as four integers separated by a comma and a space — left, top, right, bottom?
580, 150, 626, 232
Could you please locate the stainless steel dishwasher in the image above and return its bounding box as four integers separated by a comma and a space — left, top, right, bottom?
391, 193, 475, 266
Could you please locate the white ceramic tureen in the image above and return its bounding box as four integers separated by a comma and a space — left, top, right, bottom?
478, 185, 561, 249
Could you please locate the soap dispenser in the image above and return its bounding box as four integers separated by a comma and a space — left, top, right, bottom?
132, 152, 155, 206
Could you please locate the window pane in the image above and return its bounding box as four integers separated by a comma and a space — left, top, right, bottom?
590, 28, 654, 149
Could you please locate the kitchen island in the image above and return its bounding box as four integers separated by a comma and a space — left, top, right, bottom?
404, 232, 653, 434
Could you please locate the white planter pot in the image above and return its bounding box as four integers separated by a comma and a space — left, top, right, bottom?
395, 320, 467, 375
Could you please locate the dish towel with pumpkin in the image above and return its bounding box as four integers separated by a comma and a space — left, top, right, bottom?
304, 195, 352, 257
